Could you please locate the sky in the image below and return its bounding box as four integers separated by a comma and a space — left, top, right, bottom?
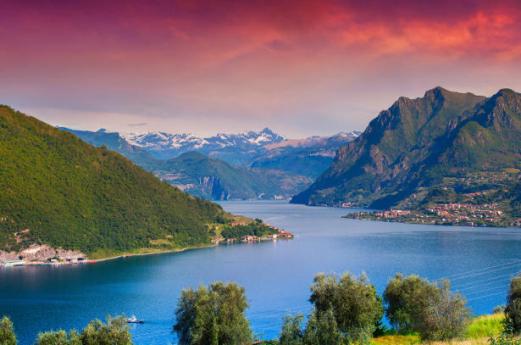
2, 0, 521, 138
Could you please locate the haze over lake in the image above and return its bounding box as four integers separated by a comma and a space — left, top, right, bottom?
2, 201, 521, 345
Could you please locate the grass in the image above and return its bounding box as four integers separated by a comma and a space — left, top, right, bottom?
372, 313, 505, 345
465, 313, 505, 339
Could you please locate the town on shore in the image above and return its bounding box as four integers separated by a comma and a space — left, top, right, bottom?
344, 202, 521, 228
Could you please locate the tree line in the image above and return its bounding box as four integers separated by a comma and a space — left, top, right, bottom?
2, 273, 521, 344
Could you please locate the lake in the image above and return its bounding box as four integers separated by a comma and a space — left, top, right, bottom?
2, 201, 521, 344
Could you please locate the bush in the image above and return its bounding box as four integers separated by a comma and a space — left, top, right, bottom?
418, 280, 470, 340
279, 315, 304, 345
0, 316, 16, 345
465, 313, 505, 339
384, 274, 439, 334
174, 282, 252, 345
36, 330, 81, 345
506, 275, 521, 334
303, 308, 346, 345
384, 275, 470, 340
309, 273, 383, 342
80, 317, 131, 345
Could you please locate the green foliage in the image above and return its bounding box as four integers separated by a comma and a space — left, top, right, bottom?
303, 308, 347, 345
36, 330, 81, 345
465, 314, 505, 339
506, 275, 521, 334
80, 317, 131, 345
384, 274, 440, 334
416, 280, 470, 340
489, 333, 521, 345
221, 222, 278, 240
0, 316, 16, 345
174, 282, 252, 345
309, 273, 384, 342
279, 314, 304, 345
0, 106, 227, 254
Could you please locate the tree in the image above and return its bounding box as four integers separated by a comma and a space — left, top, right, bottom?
417, 280, 470, 340
36, 330, 81, 345
384, 274, 439, 333
309, 273, 383, 342
506, 275, 521, 334
279, 314, 304, 345
80, 317, 131, 345
0, 316, 16, 345
174, 282, 252, 345
303, 308, 346, 345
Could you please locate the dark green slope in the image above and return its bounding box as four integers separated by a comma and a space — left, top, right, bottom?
0, 106, 226, 255
156, 151, 312, 200
292, 87, 486, 206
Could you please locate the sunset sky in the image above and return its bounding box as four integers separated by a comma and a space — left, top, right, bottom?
2, 0, 521, 137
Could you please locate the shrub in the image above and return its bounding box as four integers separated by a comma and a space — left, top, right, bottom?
0, 316, 16, 345
309, 273, 383, 342
302, 308, 346, 345
384, 275, 470, 340
174, 282, 252, 345
465, 313, 505, 339
36, 330, 81, 345
80, 317, 131, 345
384, 274, 439, 334
418, 280, 470, 340
506, 275, 521, 334
279, 314, 304, 345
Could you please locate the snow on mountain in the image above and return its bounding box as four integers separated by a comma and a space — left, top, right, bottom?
122, 128, 285, 153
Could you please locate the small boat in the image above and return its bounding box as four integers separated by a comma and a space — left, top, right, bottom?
127, 315, 144, 324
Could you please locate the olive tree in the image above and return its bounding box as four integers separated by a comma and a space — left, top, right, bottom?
174, 282, 252, 345
384, 274, 440, 333
80, 317, 131, 345
309, 273, 383, 342
419, 280, 470, 340
506, 275, 521, 334
303, 308, 346, 345
384, 275, 470, 340
0, 316, 16, 345
279, 314, 304, 345
36, 330, 81, 345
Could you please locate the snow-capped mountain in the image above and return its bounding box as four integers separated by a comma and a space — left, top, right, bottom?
121, 128, 285, 161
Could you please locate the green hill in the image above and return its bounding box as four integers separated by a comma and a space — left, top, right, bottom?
0, 105, 227, 257
155, 151, 311, 200
292, 87, 521, 223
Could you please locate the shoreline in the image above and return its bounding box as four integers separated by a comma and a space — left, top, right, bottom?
1, 229, 294, 268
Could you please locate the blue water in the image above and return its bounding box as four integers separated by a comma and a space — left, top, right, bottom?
2, 201, 521, 344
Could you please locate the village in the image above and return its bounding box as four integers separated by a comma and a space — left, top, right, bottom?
344, 202, 521, 228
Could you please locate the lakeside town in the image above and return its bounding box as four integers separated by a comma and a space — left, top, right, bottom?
344, 202, 521, 227
0, 224, 294, 268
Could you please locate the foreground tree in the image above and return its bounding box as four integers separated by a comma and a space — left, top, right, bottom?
419, 280, 470, 340
384, 274, 440, 333
0, 316, 17, 345
303, 308, 346, 345
36, 330, 81, 345
174, 282, 252, 345
80, 317, 131, 345
279, 315, 304, 345
506, 275, 521, 334
309, 273, 383, 342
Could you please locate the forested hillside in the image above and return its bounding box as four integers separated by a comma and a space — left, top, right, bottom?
0, 106, 227, 256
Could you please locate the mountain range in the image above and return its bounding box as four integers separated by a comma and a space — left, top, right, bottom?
62, 127, 359, 200
0, 105, 228, 257
293, 87, 521, 221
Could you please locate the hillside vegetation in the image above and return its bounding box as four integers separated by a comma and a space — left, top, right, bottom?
0, 105, 227, 255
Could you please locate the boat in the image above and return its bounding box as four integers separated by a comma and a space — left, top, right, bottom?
127, 315, 144, 324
